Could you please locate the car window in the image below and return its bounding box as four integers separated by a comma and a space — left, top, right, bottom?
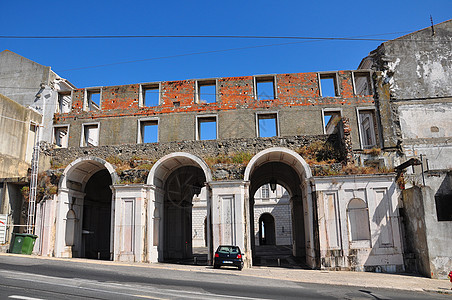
217, 246, 240, 253
219, 247, 231, 253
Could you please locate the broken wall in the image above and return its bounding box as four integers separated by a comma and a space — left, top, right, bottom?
54, 70, 375, 150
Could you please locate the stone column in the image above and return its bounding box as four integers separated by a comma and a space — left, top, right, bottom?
209, 180, 251, 267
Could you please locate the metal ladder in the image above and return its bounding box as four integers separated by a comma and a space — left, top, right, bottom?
26, 125, 40, 234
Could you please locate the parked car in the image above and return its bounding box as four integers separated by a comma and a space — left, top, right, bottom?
213, 245, 244, 270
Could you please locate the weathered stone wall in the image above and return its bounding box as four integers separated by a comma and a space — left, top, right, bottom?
42, 134, 342, 181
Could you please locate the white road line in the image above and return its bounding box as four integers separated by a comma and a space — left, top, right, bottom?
8, 296, 45, 300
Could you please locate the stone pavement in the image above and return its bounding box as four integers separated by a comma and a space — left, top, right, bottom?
1, 253, 451, 295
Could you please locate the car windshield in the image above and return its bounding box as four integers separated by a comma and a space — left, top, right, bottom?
218, 246, 239, 254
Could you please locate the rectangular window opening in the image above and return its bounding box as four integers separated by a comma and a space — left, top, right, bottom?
57, 92, 72, 113
82, 124, 99, 147
54, 126, 69, 148
323, 111, 342, 134
358, 110, 377, 149
142, 85, 160, 107
258, 113, 278, 137
354, 72, 373, 95
256, 77, 275, 100
87, 89, 101, 111
198, 81, 216, 104
197, 116, 217, 140
140, 120, 158, 143
319, 74, 339, 97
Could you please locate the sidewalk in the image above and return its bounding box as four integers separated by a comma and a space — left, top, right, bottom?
1, 253, 451, 295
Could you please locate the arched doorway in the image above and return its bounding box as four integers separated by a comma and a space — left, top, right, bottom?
82, 169, 112, 259
244, 148, 314, 267
56, 157, 118, 260
164, 166, 205, 260
258, 213, 276, 245
147, 152, 212, 264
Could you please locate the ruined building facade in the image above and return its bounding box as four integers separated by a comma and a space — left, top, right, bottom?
35, 67, 404, 272
0, 20, 450, 278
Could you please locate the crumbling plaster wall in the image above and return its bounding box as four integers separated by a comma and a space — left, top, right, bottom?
402, 174, 452, 279
400, 187, 430, 277
0, 50, 74, 143
360, 20, 452, 154
0, 94, 42, 178
368, 20, 452, 100
0, 50, 51, 107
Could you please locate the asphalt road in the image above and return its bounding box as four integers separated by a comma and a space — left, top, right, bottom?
0, 256, 448, 300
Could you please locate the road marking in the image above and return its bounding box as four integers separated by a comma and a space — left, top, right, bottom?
9, 296, 44, 300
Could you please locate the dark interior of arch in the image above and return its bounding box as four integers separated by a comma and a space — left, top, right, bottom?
163, 166, 206, 261
82, 169, 112, 260
249, 162, 302, 198
249, 161, 306, 265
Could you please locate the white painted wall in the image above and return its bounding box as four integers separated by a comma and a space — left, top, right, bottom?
315, 174, 404, 272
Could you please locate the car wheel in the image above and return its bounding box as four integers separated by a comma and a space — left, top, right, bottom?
238, 265, 243, 271
213, 264, 220, 269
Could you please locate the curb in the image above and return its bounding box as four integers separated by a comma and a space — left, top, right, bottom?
423, 288, 452, 295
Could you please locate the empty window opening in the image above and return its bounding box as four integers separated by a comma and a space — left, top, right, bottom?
142, 85, 160, 107
257, 113, 278, 137
256, 77, 275, 100
197, 116, 217, 140
354, 72, 372, 95
57, 92, 72, 113
323, 111, 342, 134
435, 193, 452, 221
81, 124, 99, 147
139, 120, 158, 143
358, 110, 377, 149
347, 198, 371, 241
198, 81, 216, 104
87, 89, 101, 110
319, 74, 339, 97
54, 126, 69, 148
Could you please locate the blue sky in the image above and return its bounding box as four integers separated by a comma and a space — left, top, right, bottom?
1, 1, 450, 90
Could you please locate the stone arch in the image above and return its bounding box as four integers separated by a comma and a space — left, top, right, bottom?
59, 156, 118, 190
244, 147, 315, 267
55, 156, 118, 259
147, 152, 212, 187
244, 147, 312, 183
146, 152, 212, 263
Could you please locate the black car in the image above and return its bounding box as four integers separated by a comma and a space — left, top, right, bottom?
213, 245, 244, 270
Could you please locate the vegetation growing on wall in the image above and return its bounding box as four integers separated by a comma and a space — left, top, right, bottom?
297, 140, 339, 165
205, 152, 254, 167
21, 171, 62, 203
